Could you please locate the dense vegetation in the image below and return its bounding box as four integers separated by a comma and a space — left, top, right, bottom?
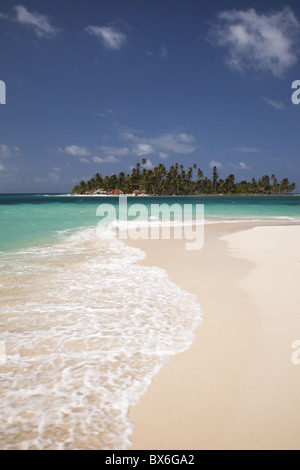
72, 159, 296, 195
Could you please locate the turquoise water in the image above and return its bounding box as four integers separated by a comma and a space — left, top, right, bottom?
1, 194, 300, 252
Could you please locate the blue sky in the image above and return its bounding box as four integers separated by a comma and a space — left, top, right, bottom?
0, 0, 300, 193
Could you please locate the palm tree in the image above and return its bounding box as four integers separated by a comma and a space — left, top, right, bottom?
271, 174, 279, 194
117, 171, 126, 190
280, 178, 290, 194
212, 166, 219, 193
260, 175, 271, 193
224, 174, 235, 194
186, 167, 193, 194
197, 168, 203, 179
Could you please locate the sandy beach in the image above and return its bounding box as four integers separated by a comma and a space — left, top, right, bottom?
127, 222, 300, 450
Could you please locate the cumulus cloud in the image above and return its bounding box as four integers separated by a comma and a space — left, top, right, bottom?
59, 145, 91, 156
133, 143, 155, 156
119, 130, 197, 155
209, 7, 300, 77
238, 162, 251, 170
86, 25, 127, 50
59, 144, 129, 163
261, 97, 284, 110
142, 159, 153, 169
209, 160, 224, 169
0, 144, 21, 159
13, 5, 59, 38
228, 161, 251, 170
120, 131, 137, 142
148, 133, 196, 154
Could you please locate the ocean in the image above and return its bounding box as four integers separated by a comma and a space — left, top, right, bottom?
1, 194, 300, 449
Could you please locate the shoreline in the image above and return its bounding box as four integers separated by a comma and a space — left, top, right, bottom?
126, 221, 300, 450
69, 193, 300, 197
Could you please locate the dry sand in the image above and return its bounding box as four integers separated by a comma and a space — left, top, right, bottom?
126, 222, 300, 450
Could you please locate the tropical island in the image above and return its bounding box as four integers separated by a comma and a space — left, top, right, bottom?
72, 159, 296, 196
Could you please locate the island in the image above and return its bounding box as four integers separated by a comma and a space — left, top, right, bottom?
72, 160, 296, 196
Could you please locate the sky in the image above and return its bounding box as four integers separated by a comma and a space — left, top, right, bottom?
0, 0, 300, 193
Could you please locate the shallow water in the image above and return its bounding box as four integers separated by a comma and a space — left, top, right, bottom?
0, 227, 201, 449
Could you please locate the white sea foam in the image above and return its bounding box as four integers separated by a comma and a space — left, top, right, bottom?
0, 226, 202, 450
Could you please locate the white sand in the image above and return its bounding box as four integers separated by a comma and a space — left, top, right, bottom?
128, 223, 300, 449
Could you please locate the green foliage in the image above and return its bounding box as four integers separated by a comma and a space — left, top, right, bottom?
71, 160, 296, 195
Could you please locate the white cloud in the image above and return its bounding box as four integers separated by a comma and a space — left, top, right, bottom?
238, 162, 251, 170
119, 130, 196, 155
13, 5, 59, 38
261, 97, 284, 110
134, 143, 154, 156
93, 155, 119, 163
60, 145, 91, 156
59, 144, 129, 162
229, 161, 251, 170
209, 160, 224, 169
0, 163, 4, 171
178, 133, 195, 143
148, 133, 196, 154
209, 7, 300, 77
120, 131, 137, 142
159, 152, 168, 160
234, 147, 261, 153
86, 25, 127, 50
142, 159, 153, 169
0, 144, 21, 159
